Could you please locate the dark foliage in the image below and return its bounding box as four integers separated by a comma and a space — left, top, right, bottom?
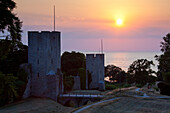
61, 51, 86, 76
0, 0, 28, 107
155, 33, 170, 96
0, 72, 18, 106
0, 40, 28, 76
105, 65, 126, 83
105, 82, 116, 90
79, 68, 86, 90
0, 40, 28, 106
155, 33, 170, 81
0, 0, 22, 42
61, 51, 86, 91
63, 75, 74, 92
158, 82, 170, 96
127, 59, 156, 85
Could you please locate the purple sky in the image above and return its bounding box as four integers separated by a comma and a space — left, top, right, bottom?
14, 0, 170, 52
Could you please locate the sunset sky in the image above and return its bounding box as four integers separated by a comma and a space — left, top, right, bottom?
14, 0, 170, 52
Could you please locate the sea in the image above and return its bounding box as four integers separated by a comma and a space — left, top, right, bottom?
83, 51, 161, 72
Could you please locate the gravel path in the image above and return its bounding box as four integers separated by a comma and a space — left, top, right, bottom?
73, 97, 121, 113
0, 97, 73, 113
77, 97, 170, 113
73, 88, 170, 113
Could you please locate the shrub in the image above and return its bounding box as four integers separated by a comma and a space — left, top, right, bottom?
123, 84, 131, 88
63, 75, 74, 92
136, 84, 143, 88
158, 82, 170, 95
79, 68, 86, 90
153, 87, 159, 91
163, 72, 170, 85
105, 83, 117, 90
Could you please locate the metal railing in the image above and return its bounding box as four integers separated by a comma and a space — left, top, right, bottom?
59, 91, 103, 98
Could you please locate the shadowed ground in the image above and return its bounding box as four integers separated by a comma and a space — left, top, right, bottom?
78, 97, 170, 113
0, 97, 73, 113
1, 87, 170, 113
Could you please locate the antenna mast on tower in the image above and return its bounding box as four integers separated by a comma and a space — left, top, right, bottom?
54, 5, 55, 31
101, 39, 103, 54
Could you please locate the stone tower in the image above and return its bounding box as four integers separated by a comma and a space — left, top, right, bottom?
23, 31, 62, 101
86, 54, 105, 90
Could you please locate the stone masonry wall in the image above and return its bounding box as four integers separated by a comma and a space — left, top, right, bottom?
23, 31, 62, 101
86, 54, 105, 90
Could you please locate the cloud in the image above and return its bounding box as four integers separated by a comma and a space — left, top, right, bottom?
21, 18, 168, 52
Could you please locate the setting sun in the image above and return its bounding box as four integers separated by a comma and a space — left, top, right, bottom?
116, 19, 123, 26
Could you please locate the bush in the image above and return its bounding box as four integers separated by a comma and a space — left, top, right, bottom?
163, 72, 170, 85
158, 82, 170, 95
123, 84, 131, 88
0, 72, 18, 106
105, 83, 117, 90
153, 87, 159, 91
79, 68, 86, 90
136, 84, 143, 88
63, 75, 74, 92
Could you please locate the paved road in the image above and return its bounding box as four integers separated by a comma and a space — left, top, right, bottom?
73, 97, 121, 113
73, 88, 170, 113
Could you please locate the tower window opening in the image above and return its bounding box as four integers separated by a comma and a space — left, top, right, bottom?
37, 59, 39, 64
37, 72, 39, 78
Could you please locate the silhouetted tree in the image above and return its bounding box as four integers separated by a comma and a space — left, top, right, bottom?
105, 65, 126, 83
0, 0, 22, 42
0, 0, 28, 106
127, 59, 156, 85
0, 72, 18, 106
63, 75, 74, 92
0, 40, 28, 76
79, 68, 86, 90
61, 51, 86, 76
155, 33, 170, 80
61, 51, 86, 91
156, 33, 170, 95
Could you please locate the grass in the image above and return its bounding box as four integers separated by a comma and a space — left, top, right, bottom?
105, 82, 132, 90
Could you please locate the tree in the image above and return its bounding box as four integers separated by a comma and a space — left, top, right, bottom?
0, 0, 28, 106
0, 0, 26, 76
127, 59, 156, 85
105, 65, 126, 83
0, 0, 22, 42
0, 72, 18, 106
156, 33, 170, 95
162, 72, 170, 85
160, 33, 170, 53
79, 68, 86, 90
0, 40, 28, 76
61, 51, 86, 76
61, 51, 86, 91
155, 33, 170, 80
63, 75, 74, 92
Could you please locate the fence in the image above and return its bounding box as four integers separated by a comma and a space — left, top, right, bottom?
59, 91, 103, 98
